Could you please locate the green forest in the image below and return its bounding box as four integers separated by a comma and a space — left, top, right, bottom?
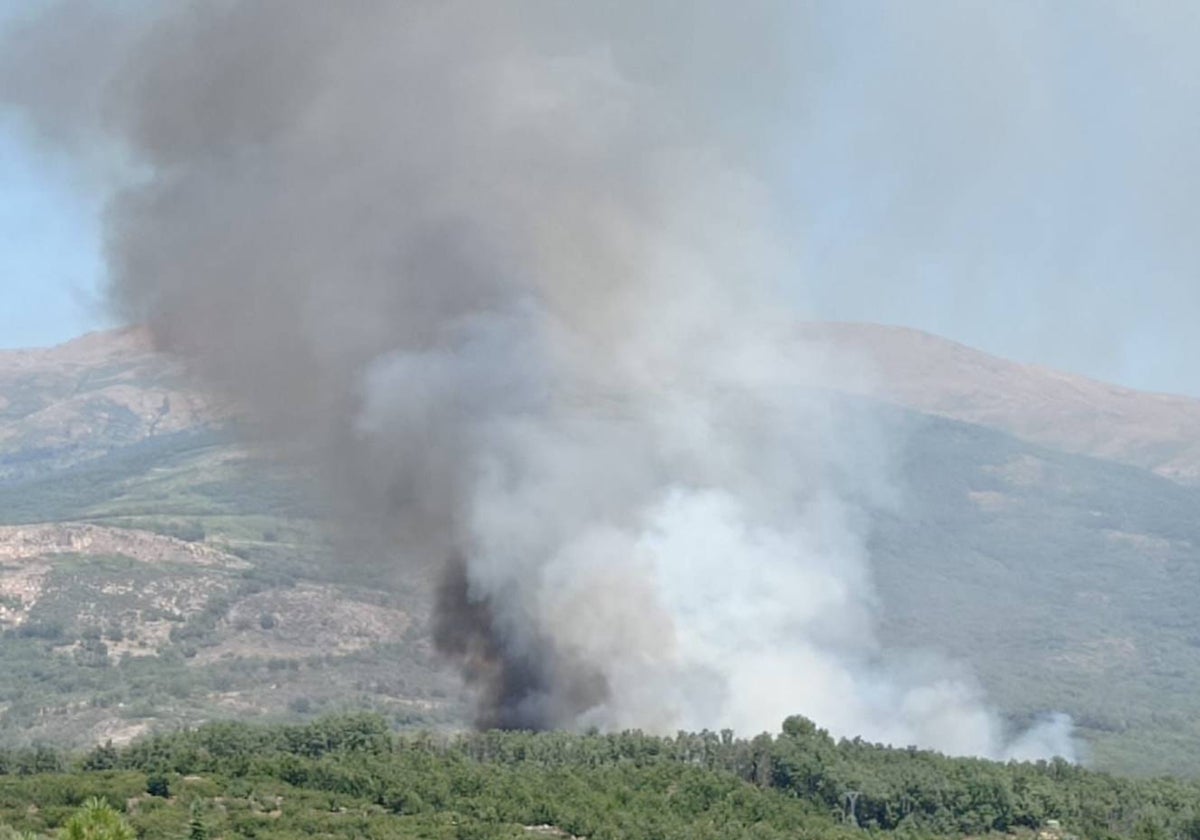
0, 714, 1194, 839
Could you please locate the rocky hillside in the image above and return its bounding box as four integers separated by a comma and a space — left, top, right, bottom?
0, 327, 218, 482
0, 329, 465, 748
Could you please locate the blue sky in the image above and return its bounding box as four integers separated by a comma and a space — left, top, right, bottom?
0, 115, 107, 348
1, 1, 1198, 398
0, 1, 108, 348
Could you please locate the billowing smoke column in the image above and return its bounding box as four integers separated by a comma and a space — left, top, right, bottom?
1, 1, 1073, 757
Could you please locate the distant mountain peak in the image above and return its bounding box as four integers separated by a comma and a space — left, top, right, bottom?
806, 321, 1200, 483
0, 326, 220, 482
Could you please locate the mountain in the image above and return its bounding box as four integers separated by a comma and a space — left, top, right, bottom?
806, 322, 1200, 483
872, 409, 1200, 775
2, 325, 1200, 777
0, 330, 466, 748
0, 327, 218, 483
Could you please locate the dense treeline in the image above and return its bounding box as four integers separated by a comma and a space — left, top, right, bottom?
0, 714, 1195, 838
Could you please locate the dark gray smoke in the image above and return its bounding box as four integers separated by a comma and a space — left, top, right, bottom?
435, 554, 610, 730
1, 0, 1074, 756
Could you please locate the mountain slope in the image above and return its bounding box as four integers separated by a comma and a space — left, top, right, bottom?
3, 326, 1200, 776
807, 322, 1200, 483
873, 407, 1200, 775
0, 327, 219, 482
0, 330, 465, 747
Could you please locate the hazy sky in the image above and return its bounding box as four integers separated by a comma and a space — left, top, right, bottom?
1, 1, 1198, 397
0, 112, 106, 348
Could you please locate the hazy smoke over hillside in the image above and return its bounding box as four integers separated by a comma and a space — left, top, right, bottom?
1, 1, 1073, 758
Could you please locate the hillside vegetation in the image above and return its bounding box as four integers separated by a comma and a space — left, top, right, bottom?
0, 714, 1197, 839
874, 409, 1200, 776
0, 334, 467, 747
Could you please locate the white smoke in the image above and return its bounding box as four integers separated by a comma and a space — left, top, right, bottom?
0, 0, 1074, 760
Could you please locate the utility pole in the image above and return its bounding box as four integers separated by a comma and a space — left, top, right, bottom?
844, 790, 861, 828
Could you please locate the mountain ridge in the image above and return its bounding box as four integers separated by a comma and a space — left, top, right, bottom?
805, 321, 1200, 483
17, 321, 1199, 485
0, 326, 221, 483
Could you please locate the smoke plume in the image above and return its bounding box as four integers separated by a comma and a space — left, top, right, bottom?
1, 1, 1073, 758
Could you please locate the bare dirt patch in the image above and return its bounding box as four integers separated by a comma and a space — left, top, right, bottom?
195, 584, 410, 663
0, 523, 249, 569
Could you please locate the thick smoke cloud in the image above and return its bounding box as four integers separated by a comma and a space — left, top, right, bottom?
1, 1, 1073, 757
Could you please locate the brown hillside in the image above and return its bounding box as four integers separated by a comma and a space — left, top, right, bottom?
0, 327, 221, 476
806, 322, 1200, 483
